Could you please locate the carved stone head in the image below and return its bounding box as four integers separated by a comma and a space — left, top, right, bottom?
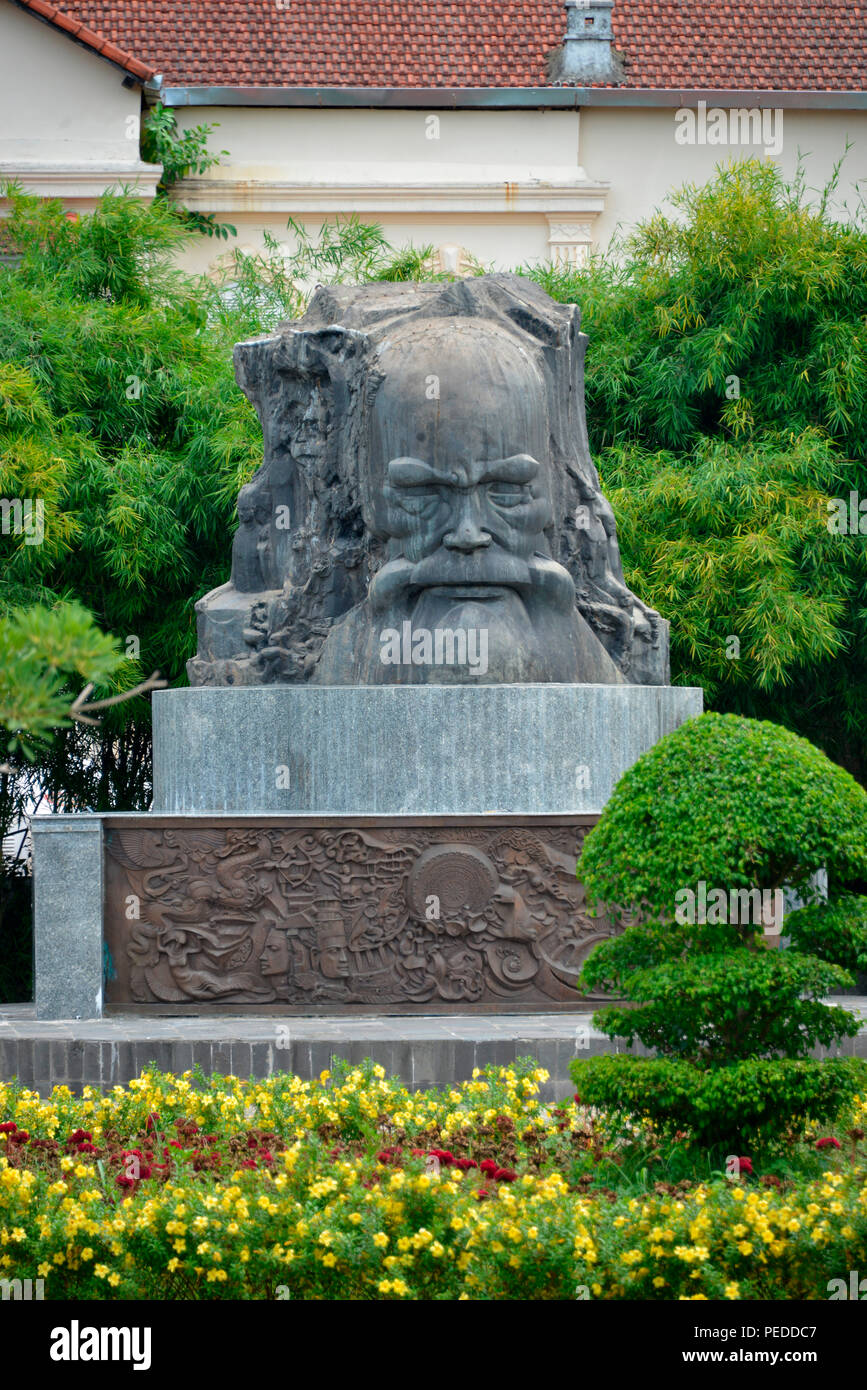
188, 276, 669, 687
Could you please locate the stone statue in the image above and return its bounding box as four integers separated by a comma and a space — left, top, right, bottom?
188, 275, 669, 687
231, 484, 273, 593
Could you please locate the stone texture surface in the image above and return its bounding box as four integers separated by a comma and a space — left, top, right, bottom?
2, 1002, 866, 1100
189, 277, 670, 688
32, 817, 103, 1022
103, 819, 617, 1009
153, 682, 703, 815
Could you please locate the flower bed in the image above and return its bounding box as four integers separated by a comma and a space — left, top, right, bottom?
1, 1060, 865, 1300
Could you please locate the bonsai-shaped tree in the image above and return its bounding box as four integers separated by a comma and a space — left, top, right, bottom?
572, 712, 867, 1149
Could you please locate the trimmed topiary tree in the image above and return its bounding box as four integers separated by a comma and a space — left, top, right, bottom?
571, 712, 867, 1150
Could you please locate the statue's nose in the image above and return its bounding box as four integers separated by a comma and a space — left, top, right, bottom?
443, 496, 491, 551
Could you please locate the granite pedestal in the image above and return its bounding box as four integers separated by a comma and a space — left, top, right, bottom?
22, 681, 704, 1089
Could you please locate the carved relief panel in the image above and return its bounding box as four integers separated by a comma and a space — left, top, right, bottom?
104, 819, 618, 1012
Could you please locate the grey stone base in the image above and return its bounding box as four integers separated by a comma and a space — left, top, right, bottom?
152, 682, 703, 816
2, 1002, 865, 1100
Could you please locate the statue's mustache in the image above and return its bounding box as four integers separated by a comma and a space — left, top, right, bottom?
369, 550, 576, 614
410, 548, 532, 590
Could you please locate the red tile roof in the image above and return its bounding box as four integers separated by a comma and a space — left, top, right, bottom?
12, 0, 156, 81
30, 1, 867, 91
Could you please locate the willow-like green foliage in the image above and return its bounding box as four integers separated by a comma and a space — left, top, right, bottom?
529, 157, 867, 783
0, 189, 263, 829
0, 188, 454, 836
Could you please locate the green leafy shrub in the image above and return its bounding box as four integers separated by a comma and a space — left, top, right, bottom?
578, 711, 867, 917
787, 893, 867, 976
589, 952, 858, 1064
572, 712, 867, 1148
573, 1055, 866, 1150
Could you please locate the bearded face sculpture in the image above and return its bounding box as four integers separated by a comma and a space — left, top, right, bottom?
314, 317, 622, 684
188, 276, 669, 688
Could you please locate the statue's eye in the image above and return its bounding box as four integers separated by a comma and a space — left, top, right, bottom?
398, 488, 440, 514
488, 483, 526, 506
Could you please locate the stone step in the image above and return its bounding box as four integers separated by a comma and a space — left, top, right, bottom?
2, 1000, 866, 1100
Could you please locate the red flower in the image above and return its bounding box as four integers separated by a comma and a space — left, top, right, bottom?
816, 1137, 841, 1150
115, 1174, 136, 1189
430, 1149, 456, 1166
145, 1113, 160, 1132
573, 1094, 582, 1105
259, 1150, 274, 1164
479, 1159, 499, 1176
239, 1159, 257, 1169
67, 1128, 92, 1144
377, 1149, 394, 1163
475, 1189, 490, 1201
456, 1158, 478, 1171
0, 1122, 16, 1134
738, 1157, 754, 1175
494, 1168, 517, 1183
75, 1142, 99, 1154
9, 1130, 29, 1145
410, 1148, 426, 1158
165, 1140, 183, 1150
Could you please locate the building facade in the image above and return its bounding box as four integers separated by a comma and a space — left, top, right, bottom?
1, 0, 865, 271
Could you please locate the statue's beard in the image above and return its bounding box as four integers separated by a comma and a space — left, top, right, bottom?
366, 549, 583, 682
310, 544, 624, 684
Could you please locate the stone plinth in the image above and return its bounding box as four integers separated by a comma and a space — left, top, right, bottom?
153, 682, 703, 816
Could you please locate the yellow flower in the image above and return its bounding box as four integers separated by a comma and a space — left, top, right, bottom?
107, 1273, 121, 1287
373, 1232, 389, 1249
94, 1264, 109, 1279
322, 1252, 337, 1267
652, 1277, 665, 1288
737, 1241, 753, 1257
725, 1283, 740, 1299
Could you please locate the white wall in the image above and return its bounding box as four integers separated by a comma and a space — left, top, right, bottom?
171, 105, 595, 274
0, 0, 159, 207
580, 105, 867, 248
173, 106, 582, 184
170, 101, 867, 275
